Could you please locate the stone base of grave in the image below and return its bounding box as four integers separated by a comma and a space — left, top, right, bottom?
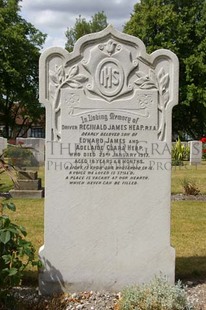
9, 170, 44, 198
9, 189, 44, 199
38, 246, 175, 295
15, 179, 42, 190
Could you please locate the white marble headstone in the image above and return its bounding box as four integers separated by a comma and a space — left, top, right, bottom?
39, 26, 179, 295
189, 141, 202, 165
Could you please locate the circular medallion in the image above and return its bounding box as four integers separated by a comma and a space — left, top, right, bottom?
96, 58, 124, 97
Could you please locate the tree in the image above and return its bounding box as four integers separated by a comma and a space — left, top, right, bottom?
65, 11, 108, 52
124, 0, 206, 139
0, 0, 46, 139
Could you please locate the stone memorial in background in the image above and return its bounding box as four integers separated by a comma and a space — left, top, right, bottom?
39, 26, 179, 295
16, 137, 45, 164
9, 170, 44, 198
189, 141, 202, 165
0, 137, 7, 156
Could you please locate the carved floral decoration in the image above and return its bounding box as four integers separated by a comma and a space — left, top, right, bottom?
134, 67, 170, 140
49, 64, 88, 140
49, 56, 169, 141
83, 39, 138, 101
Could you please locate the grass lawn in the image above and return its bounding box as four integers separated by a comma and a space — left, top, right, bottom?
0, 165, 45, 192
3, 198, 44, 285
171, 200, 206, 280
171, 161, 206, 194
1, 162, 206, 284
4, 198, 206, 284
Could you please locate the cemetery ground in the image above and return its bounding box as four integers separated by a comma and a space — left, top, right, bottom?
1, 163, 206, 309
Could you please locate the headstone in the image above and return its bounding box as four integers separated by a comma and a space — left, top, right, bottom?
0, 137, 7, 155
189, 141, 202, 165
9, 170, 44, 198
39, 26, 179, 295
16, 138, 45, 164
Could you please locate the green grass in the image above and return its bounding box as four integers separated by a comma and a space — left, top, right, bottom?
7, 198, 44, 251
2, 162, 206, 194
3, 198, 44, 285
171, 161, 206, 194
0, 165, 45, 192
1, 163, 206, 285
0, 170, 15, 192
4, 198, 206, 284
171, 200, 206, 280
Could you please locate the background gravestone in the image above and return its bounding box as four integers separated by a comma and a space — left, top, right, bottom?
39, 26, 179, 295
9, 170, 44, 198
189, 141, 202, 165
0, 137, 7, 156
16, 137, 45, 164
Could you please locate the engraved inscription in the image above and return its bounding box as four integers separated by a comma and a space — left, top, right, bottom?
43, 26, 177, 144
39, 26, 179, 293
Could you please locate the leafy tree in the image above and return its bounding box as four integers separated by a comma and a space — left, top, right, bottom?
0, 0, 46, 139
124, 0, 206, 139
65, 11, 108, 52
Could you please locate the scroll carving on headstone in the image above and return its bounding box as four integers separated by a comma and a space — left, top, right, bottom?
42, 27, 177, 143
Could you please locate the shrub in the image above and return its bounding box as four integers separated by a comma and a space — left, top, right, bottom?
172, 137, 190, 166
118, 276, 193, 310
181, 178, 200, 196
0, 201, 41, 288
0, 158, 41, 308
5, 145, 39, 168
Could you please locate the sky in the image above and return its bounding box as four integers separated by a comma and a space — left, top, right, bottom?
20, 0, 138, 50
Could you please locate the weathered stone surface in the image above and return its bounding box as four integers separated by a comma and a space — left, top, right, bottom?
0, 137, 7, 156
15, 178, 41, 190
39, 25, 179, 295
18, 170, 38, 180
16, 138, 45, 164
10, 170, 43, 198
189, 141, 202, 165
9, 189, 44, 199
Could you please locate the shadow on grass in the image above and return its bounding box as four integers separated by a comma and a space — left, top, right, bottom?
22, 270, 38, 287
24, 257, 206, 288
176, 256, 206, 281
